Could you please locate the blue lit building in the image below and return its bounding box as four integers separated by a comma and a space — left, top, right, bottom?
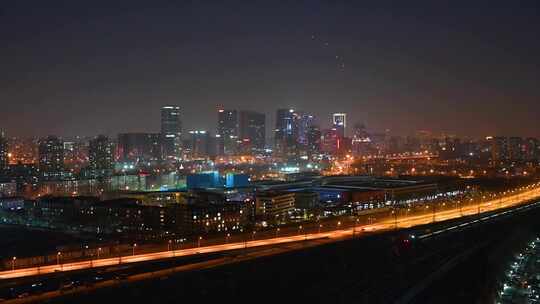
225, 173, 249, 188
187, 172, 222, 189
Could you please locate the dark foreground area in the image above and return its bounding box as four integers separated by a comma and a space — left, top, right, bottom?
40, 202, 540, 304
0, 225, 83, 260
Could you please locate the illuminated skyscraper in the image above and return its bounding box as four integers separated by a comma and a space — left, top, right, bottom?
307, 125, 322, 155
0, 130, 8, 173
38, 136, 65, 181
295, 112, 314, 147
239, 110, 265, 152
217, 109, 239, 155
161, 105, 182, 159
88, 135, 114, 178
321, 128, 340, 155
332, 113, 347, 138
274, 108, 297, 156
275, 108, 295, 144
274, 109, 316, 158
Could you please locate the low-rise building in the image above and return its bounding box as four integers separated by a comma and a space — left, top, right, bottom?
255, 191, 295, 224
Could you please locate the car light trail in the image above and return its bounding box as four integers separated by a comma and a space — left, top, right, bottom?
1, 187, 539, 280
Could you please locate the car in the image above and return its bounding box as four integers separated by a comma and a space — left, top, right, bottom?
60, 281, 74, 291
17, 292, 29, 299
114, 273, 128, 280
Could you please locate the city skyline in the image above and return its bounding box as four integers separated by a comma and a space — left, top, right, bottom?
0, 104, 537, 141
1, 1, 540, 138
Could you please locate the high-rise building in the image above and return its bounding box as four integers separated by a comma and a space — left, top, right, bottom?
239, 111, 265, 153
332, 113, 347, 138
88, 135, 114, 178
0, 130, 8, 174
491, 136, 509, 162
274, 108, 296, 153
38, 136, 65, 181
274, 109, 315, 157
307, 125, 322, 155
321, 128, 340, 155
508, 137, 524, 160
161, 105, 182, 159
217, 109, 239, 155
117, 133, 163, 164
188, 130, 211, 159
295, 112, 314, 147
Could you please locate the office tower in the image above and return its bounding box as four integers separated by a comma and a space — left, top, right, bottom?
0, 130, 8, 173
217, 109, 239, 155
332, 113, 347, 138
188, 130, 211, 159
491, 136, 509, 162
274, 108, 296, 153
307, 125, 322, 155
38, 136, 65, 181
239, 110, 266, 153
295, 112, 314, 147
161, 105, 182, 159
88, 135, 114, 178
320, 128, 340, 155
117, 133, 163, 164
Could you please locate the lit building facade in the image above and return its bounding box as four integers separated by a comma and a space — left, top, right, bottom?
239, 110, 265, 153
274, 108, 296, 156
88, 135, 114, 178
161, 105, 182, 159
491, 136, 509, 162
0, 130, 7, 174
255, 191, 295, 224
38, 136, 65, 181
332, 113, 347, 138
217, 109, 239, 155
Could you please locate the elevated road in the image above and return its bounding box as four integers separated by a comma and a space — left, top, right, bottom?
1, 185, 540, 280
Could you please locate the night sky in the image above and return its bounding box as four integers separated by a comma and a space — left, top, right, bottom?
1, 1, 539, 138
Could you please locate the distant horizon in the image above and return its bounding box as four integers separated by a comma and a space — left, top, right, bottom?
2, 1, 539, 138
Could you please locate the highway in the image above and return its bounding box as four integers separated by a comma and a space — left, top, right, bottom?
1, 185, 540, 280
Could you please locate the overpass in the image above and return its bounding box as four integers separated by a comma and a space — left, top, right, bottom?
1, 183, 540, 281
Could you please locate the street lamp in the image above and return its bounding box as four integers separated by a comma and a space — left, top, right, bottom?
178, 238, 184, 250
275, 227, 280, 238
318, 224, 323, 234
132, 243, 137, 256
11, 257, 16, 271
198, 236, 203, 248
97, 247, 102, 259
226, 233, 231, 244
353, 218, 360, 237
57, 252, 61, 266
392, 209, 398, 229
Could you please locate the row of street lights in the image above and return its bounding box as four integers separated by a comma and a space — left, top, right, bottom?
8, 183, 540, 272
